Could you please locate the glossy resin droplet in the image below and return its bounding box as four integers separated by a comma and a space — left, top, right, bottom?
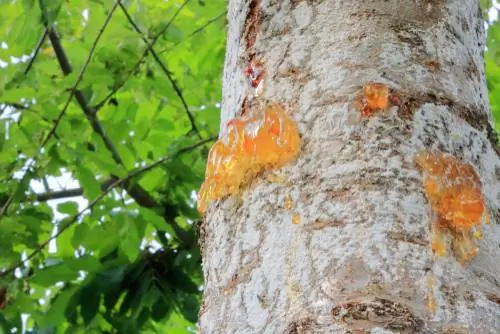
415, 150, 488, 264
198, 104, 300, 213
355, 83, 390, 117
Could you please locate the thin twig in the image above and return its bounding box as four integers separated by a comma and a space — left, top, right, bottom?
93, 58, 144, 110
93, 0, 190, 111
0, 136, 215, 278
158, 11, 226, 55
0, 1, 119, 218
118, 2, 201, 138
41, 2, 119, 150
24, 28, 49, 75
151, 0, 191, 45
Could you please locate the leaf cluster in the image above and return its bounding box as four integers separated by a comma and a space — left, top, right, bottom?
0, 0, 226, 332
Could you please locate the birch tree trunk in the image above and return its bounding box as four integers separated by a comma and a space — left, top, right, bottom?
199, 1, 500, 333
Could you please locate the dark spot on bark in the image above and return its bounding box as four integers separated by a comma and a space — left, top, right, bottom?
350, 9, 377, 19
466, 57, 480, 82
440, 284, 458, 307
305, 218, 345, 231
240, 97, 249, 116
454, 142, 464, 156
486, 293, 500, 305
443, 22, 465, 47
463, 289, 476, 304
442, 324, 470, 334
198, 218, 209, 256
415, 0, 446, 24
393, 25, 424, 48
285, 317, 315, 334
461, 17, 470, 33
387, 230, 427, 246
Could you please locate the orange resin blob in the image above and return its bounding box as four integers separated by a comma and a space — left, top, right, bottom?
364, 83, 389, 110
197, 104, 300, 213
415, 150, 488, 263
355, 83, 390, 117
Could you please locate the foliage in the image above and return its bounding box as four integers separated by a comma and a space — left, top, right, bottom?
0, 0, 226, 332
486, 6, 500, 135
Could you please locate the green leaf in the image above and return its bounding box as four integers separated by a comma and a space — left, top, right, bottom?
151, 297, 170, 322
38, 286, 80, 328
31, 264, 79, 287
71, 223, 90, 248
0, 87, 37, 101
140, 208, 175, 235
75, 165, 101, 200
56, 201, 79, 215
119, 215, 142, 262
80, 281, 101, 325
180, 295, 199, 323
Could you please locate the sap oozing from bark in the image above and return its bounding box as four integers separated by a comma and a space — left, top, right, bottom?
415, 150, 489, 264
198, 103, 300, 213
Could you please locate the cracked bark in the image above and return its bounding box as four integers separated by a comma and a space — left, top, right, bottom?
200, 1, 500, 333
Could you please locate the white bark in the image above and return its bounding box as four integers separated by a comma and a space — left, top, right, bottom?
200, 1, 500, 333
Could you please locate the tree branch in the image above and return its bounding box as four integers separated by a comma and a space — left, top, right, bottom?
118, 2, 202, 138
93, 0, 190, 111
46, 27, 123, 165
0, 137, 215, 279
45, 20, 190, 239
46, 24, 193, 238
24, 28, 49, 75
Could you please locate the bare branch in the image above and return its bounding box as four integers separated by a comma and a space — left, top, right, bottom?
0, 1, 119, 218
118, 2, 201, 138
0, 136, 215, 279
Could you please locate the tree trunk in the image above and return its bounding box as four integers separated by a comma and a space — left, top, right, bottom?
199, 1, 500, 333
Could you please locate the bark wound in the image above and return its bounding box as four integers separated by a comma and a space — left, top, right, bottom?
285, 317, 315, 333
486, 293, 500, 306
244, 0, 262, 60
331, 298, 423, 332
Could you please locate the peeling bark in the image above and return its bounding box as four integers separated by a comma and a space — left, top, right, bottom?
201, 0, 500, 333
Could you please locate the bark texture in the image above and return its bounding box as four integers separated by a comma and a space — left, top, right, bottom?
200, 0, 500, 333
